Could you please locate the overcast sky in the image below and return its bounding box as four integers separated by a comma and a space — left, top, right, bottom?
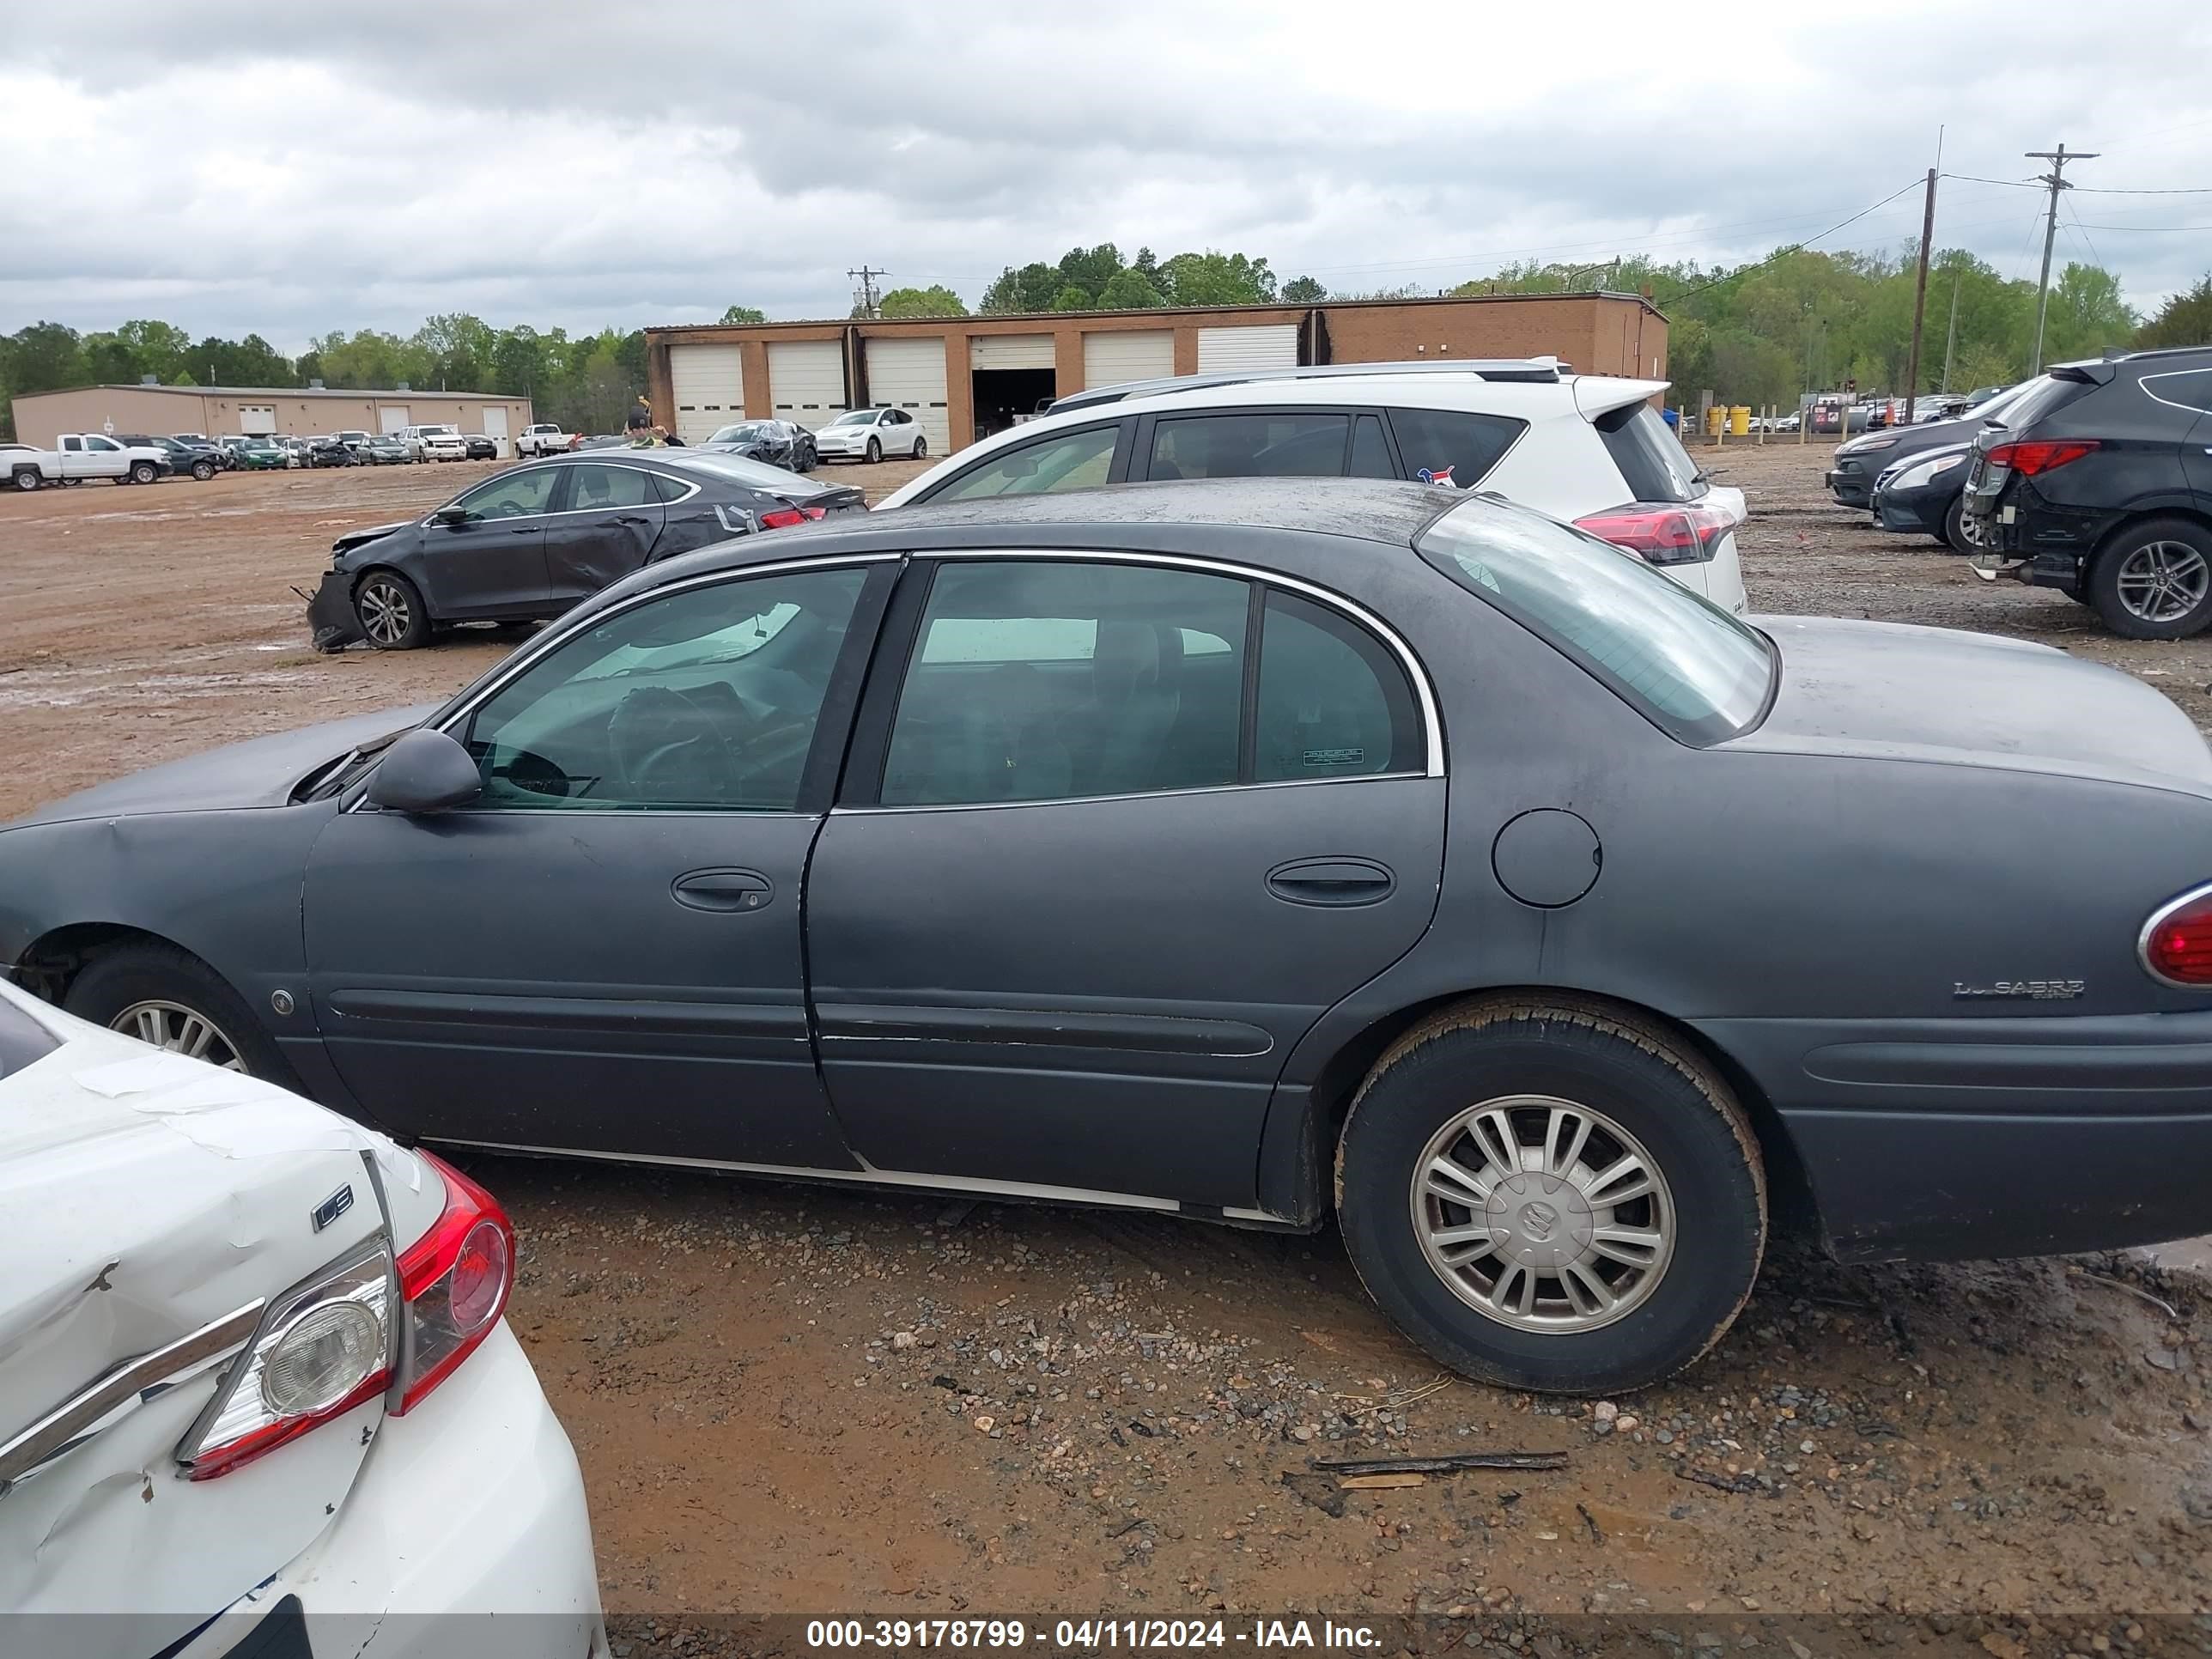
5, 1, 2210, 352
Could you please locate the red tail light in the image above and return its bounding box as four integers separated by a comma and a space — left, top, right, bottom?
2142, 885, 2212, 988
757, 505, 830, 530
394, 1152, 515, 1413
1984, 439, 2099, 477
1573, 501, 1739, 567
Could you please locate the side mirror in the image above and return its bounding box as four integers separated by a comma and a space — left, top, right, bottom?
365, 728, 482, 814
432, 504, 469, 526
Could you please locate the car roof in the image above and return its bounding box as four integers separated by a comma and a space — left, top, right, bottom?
1049, 356, 1571, 413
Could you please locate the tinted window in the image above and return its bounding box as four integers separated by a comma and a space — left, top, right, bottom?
1417, 498, 1773, 745
882, 561, 1247, 805
1255, 591, 1421, 781
1383, 408, 1523, 489
461, 567, 867, 811
930, 425, 1119, 501
449, 469, 558, 520
649, 471, 694, 504
0, 996, 59, 1081
1592, 404, 1702, 503
664, 449, 811, 490
564, 463, 659, 510
1984, 374, 2084, 430
2140, 368, 2212, 417
1149, 413, 1346, 480
1348, 414, 1395, 479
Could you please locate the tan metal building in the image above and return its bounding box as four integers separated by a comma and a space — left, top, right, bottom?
644, 291, 1667, 453
9, 383, 536, 455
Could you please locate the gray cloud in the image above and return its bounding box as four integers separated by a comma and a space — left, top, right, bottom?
4, 0, 2209, 349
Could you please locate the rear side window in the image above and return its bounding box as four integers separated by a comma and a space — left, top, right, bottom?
2140, 368, 2212, 417
1348, 414, 1395, 479
1255, 592, 1422, 781
1593, 404, 1703, 503
1385, 408, 1525, 489
1149, 413, 1348, 480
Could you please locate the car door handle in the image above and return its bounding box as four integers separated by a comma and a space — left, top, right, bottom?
612, 514, 654, 526
507, 524, 538, 534
672, 868, 774, 913
1265, 857, 1395, 908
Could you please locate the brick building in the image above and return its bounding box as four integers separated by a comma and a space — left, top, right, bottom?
643, 291, 1667, 454
9, 382, 535, 454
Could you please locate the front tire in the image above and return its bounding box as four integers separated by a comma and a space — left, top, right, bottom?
2088, 518, 2212, 640
1337, 996, 1765, 1395
64, 942, 301, 1087
914, 435, 928, 459
191, 459, 216, 482
354, 568, 431, 650
865, 437, 882, 464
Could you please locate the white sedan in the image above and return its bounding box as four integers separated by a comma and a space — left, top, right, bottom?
811, 405, 929, 463
0, 981, 605, 1659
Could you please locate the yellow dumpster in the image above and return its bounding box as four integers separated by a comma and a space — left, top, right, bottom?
1705, 405, 1725, 436
1729, 405, 1752, 436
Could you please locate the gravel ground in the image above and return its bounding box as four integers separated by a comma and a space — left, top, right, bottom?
3, 447, 2209, 1644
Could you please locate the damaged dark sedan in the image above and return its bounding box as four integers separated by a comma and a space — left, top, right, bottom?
307, 448, 865, 649
14, 477, 2212, 1395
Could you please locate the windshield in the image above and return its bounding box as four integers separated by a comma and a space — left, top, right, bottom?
1416, 497, 1775, 745
830, 410, 878, 426
708, 423, 767, 443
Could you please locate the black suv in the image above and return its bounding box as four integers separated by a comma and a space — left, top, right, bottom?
1963, 347, 2212, 637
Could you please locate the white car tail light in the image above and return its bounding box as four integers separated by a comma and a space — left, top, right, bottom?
1574, 501, 1739, 567
177, 1153, 515, 1477
393, 1152, 515, 1414
177, 1243, 395, 1480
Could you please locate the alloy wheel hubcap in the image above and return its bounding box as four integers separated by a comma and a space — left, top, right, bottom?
2116, 542, 2209, 623
111, 1000, 246, 1072
1410, 1094, 1674, 1333
358, 580, 410, 644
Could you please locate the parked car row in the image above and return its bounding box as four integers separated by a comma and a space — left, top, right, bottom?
1822, 346, 2212, 637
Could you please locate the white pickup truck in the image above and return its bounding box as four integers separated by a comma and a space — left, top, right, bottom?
8, 433, 171, 490
514, 422, 575, 457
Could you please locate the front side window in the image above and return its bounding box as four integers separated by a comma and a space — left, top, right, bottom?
460, 566, 868, 811
447, 469, 558, 522
1148, 413, 1347, 480
564, 463, 659, 511
930, 425, 1120, 501
1417, 497, 1772, 745
882, 561, 1248, 805
88, 436, 120, 453
1386, 407, 1525, 489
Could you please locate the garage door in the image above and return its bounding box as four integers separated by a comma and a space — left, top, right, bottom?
1081, 330, 1174, 392
669, 344, 745, 443
865, 337, 951, 456
969, 334, 1055, 370
481, 407, 509, 454
379, 407, 410, 434
768, 340, 848, 429
237, 404, 276, 434
1195, 325, 1297, 373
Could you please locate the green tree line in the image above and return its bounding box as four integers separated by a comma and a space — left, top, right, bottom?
4, 252, 2207, 441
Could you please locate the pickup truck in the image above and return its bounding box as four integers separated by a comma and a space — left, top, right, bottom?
515, 422, 575, 457
402, 423, 469, 462
7, 433, 171, 490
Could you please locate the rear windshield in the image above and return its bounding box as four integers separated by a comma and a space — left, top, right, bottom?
1984, 374, 2085, 430
1595, 403, 1705, 503
665, 450, 813, 490
1416, 497, 1774, 744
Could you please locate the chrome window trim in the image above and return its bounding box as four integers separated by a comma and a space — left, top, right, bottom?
836, 771, 1431, 817
0, 1300, 264, 1492
883, 546, 1445, 779
2139, 879, 2212, 989
2139, 368, 2212, 418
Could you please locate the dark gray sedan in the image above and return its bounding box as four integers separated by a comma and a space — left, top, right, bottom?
9, 478, 2212, 1392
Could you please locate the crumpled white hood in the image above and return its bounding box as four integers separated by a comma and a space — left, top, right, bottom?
0, 988, 435, 1644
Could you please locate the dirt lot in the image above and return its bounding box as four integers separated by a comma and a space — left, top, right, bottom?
3, 449, 2210, 1645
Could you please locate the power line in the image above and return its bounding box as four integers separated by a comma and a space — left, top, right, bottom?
1662, 178, 1929, 302
2027, 144, 2097, 373
2075, 219, 2212, 232
1943, 171, 2212, 195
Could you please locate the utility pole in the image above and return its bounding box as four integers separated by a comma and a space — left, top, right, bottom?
1941, 267, 1960, 392
2027, 143, 2096, 374
1902, 167, 1938, 424
848, 266, 887, 319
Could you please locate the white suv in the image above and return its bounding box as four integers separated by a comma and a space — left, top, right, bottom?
404, 423, 469, 463
876, 362, 1749, 613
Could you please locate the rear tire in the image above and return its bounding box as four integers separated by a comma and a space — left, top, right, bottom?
10, 468, 37, 492
1336, 996, 1765, 1395
354, 568, 432, 650
2087, 517, 2212, 640
64, 942, 301, 1088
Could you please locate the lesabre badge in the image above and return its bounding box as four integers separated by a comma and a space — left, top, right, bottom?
1418, 465, 1456, 487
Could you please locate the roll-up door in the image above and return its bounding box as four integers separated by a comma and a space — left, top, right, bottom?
768, 340, 848, 428
865, 337, 951, 455
1195, 325, 1298, 373
969, 334, 1056, 370
668, 344, 746, 442
1081, 330, 1175, 392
